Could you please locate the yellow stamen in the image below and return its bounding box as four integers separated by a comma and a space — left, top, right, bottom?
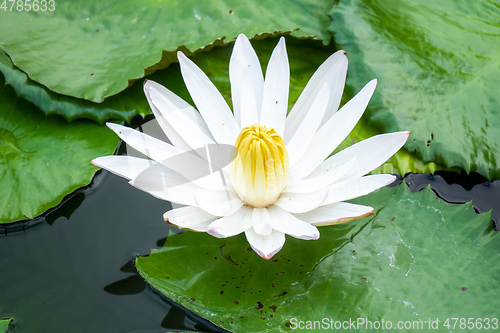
231, 124, 288, 207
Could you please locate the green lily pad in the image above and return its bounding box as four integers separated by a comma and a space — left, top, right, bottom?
329, 0, 500, 179
0, 319, 11, 333
0, 75, 118, 223
0, 0, 333, 102
136, 184, 497, 332
0, 50, 150, 124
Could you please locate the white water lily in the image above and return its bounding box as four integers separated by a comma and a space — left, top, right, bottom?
92, 34, 409, 259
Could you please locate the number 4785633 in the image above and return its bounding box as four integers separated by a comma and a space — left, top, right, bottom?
1, 0, 56, 11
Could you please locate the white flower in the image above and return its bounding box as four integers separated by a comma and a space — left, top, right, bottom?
92, 34, 409, 259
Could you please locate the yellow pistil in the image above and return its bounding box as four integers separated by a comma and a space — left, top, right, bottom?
231, 124, 289, 208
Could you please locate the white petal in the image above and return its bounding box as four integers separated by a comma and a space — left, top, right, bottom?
245, 228, 285, 260
190, 168, 233, 191
127, 162, 240, 213
143, 82, 191, 151
285, 50, 348, 141
268, 206, 319, 240
106, 122, 179, 164
322, 174, 396, 206
309, 131, 411, 182
285, 157, 356, 193
259, 37, 289, 136
252, 208, 272, 236
207, 206, 253, 238
178, 52, 239, 144
180, 144, 236, 190
285, 82, 328, 167
164, 206, 217, 232
106, 123, 228, 190
294, 202, 374, 226
95, 150, 232, 210
274, 188, 328, 213
144, 80, 215, 149
130, 181, 197, 207
92, 156, 154, 180
128, 162, 196, 198
229, 34, 264, 126
238, 67, 260, 128
290, 79, 377, 180
182, 221, 213, 232
194, 189, 243, 216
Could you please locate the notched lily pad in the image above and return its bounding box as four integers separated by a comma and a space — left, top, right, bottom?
329, 0, 500, 179
0, 75, 118, 223
0, 50, 150, 124
0, 0, 333, 102
137, 184, 498, 332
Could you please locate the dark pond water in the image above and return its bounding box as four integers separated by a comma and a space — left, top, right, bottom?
1, 151, 498, 332
0, 169, 226, 333
394, 171, 498, 229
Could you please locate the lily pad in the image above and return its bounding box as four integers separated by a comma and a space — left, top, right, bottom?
0, 75, 118, 223
329, 0, 500, 179
136, 183, 497, 332
0, 50, 150, 124
0, 0, 333, 102
0, 319, 11, 332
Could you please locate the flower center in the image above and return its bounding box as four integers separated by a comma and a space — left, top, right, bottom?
230, 124, 289, 208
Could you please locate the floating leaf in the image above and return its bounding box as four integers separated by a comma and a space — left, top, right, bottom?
0, 75, 118, 223
329, 0, 500, 179
0, 319, 11, 333
0, 0, 333, 102
0, 50, 150, 124
136, 184, 498, 332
